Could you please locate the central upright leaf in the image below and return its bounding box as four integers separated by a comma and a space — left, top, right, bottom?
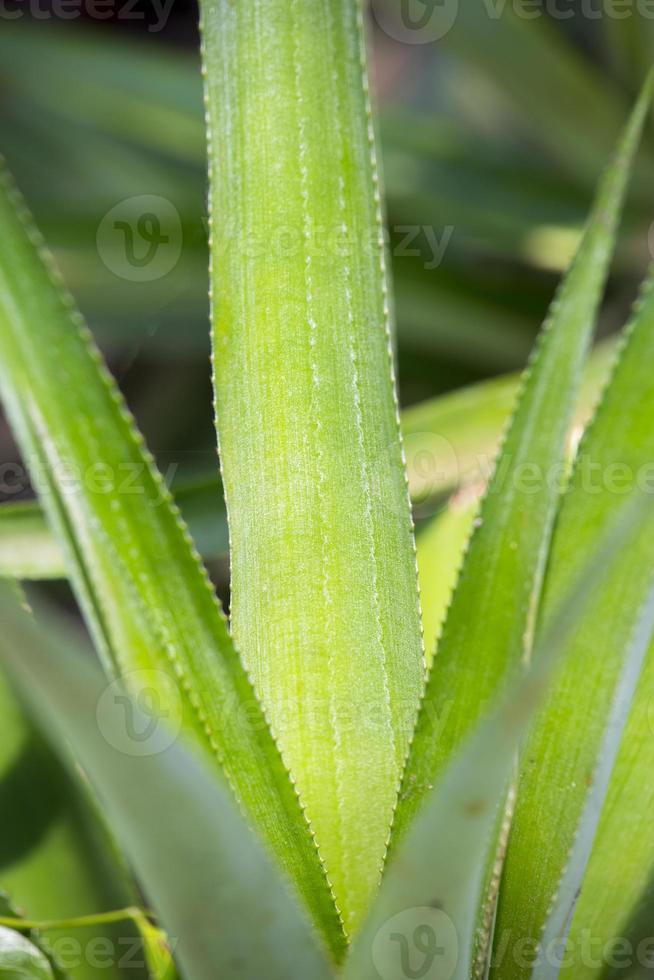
202, 0, 424, 932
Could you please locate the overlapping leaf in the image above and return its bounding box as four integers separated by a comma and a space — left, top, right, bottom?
0, 894, 65, 980
345, 494, 649, 980
0, 167, 342, 955
0, 924, 54, 980
493, 271, 654, 979
0, 587, 335, 980
0, 479, 228, 582
392, 75, 652, 852
0, 670, 140, 980
401, 339, 615, 510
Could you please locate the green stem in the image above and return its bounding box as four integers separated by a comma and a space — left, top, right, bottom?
0, 907, 144, 933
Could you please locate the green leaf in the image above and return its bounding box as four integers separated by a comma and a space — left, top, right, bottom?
0, 504, 66, 580
343, 495, 649, 980
0, 927, 54, 980
492, 270, 654, 980
391, 73, 653, 851
0, 476, 229, 582
0, 907, 178, 980
415, 492, 479, 663
0, 165, 342, 955
0, 896, 64, 980
202, 0, 424, 934
557, 627, 654, 980
0, 340, 614, 584
535, 592, 654, 980
0, 23, 205, 167
401, 338, 615, 512
0, 587, 335, 980
0, 669, 142, 980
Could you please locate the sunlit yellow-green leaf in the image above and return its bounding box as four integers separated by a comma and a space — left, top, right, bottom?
202, 0, 424, 934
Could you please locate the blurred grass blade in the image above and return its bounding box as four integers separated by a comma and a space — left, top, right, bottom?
0, 24, 205, 166
391, 74, 652, 849
493, 273, 654, 980
344, 495, 648, 980
0, 167, 343, 955
0, 588, 335, 980
203, 0, 424, 933
423, 0, 649, 187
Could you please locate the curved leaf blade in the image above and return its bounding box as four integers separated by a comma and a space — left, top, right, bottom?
392, 73, 653, 850
0, 895, 65, 980
0, 588, 335, 980
344, 496, 649, 980
0, 669, 143, 980
0, 925, 54, 980
0, 166, 342, 955
534, 586, 654, 980
493, 271, 654, 980
557, 634, 654, 980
